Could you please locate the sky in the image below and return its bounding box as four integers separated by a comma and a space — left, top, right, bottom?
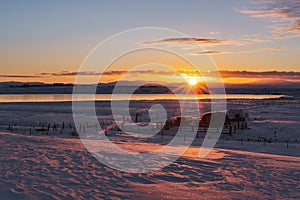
0, 0, 299, 84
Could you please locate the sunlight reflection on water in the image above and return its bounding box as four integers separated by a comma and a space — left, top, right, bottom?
0, 94, 287, 103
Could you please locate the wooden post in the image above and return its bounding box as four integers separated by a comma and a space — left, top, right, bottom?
234, 125, 237, 133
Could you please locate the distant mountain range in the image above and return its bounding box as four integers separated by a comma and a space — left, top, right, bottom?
0, 81, 299, 97
225, 79, 300, 89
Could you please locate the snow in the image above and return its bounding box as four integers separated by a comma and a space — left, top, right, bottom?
0, 132, 299, 199
0, 97, 299, 199
0, 98, 299, 145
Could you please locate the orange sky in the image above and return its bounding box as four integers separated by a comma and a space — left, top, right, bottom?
0, 1, 299, 85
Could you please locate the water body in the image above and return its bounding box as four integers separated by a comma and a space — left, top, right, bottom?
0, 94, 287, 103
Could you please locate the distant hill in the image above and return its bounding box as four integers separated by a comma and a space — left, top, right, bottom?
0, 81, 173, 94
224, 80, 300, 97
0, 81, 45, 87
225, 79, 299, 89
0, 81, 299, 97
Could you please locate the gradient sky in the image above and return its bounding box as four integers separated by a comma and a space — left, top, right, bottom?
0, 0, 299, 83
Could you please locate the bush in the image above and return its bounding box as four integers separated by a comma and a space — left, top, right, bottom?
72, 131, 79, 136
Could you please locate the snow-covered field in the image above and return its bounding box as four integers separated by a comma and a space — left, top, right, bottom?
0, 98, 299, 199
0, 98, 299, 145
1, 132, 299, 199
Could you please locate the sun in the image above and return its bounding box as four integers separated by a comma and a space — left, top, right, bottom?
181, 73, 199, 86
188, 77, 198, 86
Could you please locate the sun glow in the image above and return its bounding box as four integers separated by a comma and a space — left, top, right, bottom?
181, 74, 200, 86
188, 77, 198, 86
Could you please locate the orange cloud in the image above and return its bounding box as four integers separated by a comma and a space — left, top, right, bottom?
142, 37, 233, 46
38, 70, 176, 77
1, 70, 299, 84
0, 74, 41, 78
192, 47, 282, 55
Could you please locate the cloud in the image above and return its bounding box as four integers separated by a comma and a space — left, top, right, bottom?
1, 70, 300, 82
0, 74, 41, 78
142, 36, 272, 48
37, 70, 176, 77
239, 0, 300, 38
180, 70, 300, 80
192, 47, 282, 55
39, 70, 141, 76
244, 38, 270, 44
168, 70, 300, 80
192, 50, 222, 55
39, 71, 116, 76
141, 37, 233, 46
37, 68, 299, 81
219, 70, 300, 80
